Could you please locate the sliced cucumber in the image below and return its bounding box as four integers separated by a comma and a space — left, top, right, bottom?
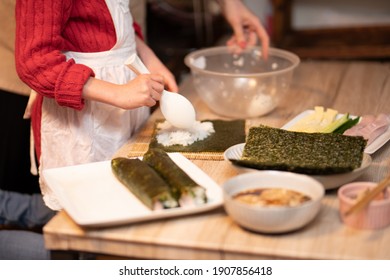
321, 113, 350, 133
333, 117, 361, 134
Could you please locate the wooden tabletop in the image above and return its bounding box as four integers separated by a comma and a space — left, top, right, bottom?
43, 60, 390, 260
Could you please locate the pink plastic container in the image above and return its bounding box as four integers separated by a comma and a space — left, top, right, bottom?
338, 182, 390, 230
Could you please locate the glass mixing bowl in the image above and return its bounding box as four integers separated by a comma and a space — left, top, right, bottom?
184, 46, 300, 118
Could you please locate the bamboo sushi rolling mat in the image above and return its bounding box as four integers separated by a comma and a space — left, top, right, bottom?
114, 119, 250, 161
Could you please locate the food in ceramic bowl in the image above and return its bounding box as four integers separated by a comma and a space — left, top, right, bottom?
184, 46, 300, 118
338, 182, 390, 230
222, 171, 324, 233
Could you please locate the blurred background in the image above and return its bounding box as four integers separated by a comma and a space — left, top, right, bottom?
133, 0, 390, 83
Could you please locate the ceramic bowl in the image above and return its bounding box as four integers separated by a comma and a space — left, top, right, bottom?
222, 171, 324, 233
338, 181, 390, 230
184, 46, 300, 118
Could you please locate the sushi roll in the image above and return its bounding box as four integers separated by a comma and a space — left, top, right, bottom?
111, 157, 179, 210
143, 148, 207, 206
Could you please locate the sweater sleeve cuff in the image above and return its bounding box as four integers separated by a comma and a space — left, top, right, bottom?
54, 61, 95, 110
133, 21, 144, 41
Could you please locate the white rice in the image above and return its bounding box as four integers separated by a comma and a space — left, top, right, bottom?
156, 121, 215, 147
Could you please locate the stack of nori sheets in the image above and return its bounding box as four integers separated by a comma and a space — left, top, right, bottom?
232, 125, 367, 175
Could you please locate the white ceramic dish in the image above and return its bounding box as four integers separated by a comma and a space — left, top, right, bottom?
222, 171, 324, 233
224, 143, 372, 190
282, 110, 390, 154
42, 153, 223, 227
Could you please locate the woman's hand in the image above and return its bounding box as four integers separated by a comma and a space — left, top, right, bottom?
218, 0, 269, 58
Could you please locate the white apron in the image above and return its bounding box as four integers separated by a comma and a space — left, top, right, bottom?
40, 0, 149, 210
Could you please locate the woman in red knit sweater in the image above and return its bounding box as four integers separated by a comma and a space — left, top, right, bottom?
15, 0, 178, 210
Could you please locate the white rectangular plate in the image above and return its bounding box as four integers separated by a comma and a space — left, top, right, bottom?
282, 110, 390, 154
42, 153, 223, 227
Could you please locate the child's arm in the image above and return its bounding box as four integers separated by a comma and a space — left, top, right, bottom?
135, 36, 179, 93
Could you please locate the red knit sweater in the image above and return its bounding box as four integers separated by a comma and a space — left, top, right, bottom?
15, 0, 143, 159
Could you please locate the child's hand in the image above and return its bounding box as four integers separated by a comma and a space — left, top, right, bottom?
136, 36, 179, 93
117, 74, 165, 108
82, 74, 165, 110
146, 60, 178, 93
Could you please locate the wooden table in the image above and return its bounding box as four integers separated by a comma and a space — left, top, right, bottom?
43, 60, 390, 260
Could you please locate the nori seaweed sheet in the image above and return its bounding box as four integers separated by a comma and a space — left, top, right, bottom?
149, 119, 246, 153
143, 148, 207, 203
232, 125, 367, 175
111, 157, 178, 209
